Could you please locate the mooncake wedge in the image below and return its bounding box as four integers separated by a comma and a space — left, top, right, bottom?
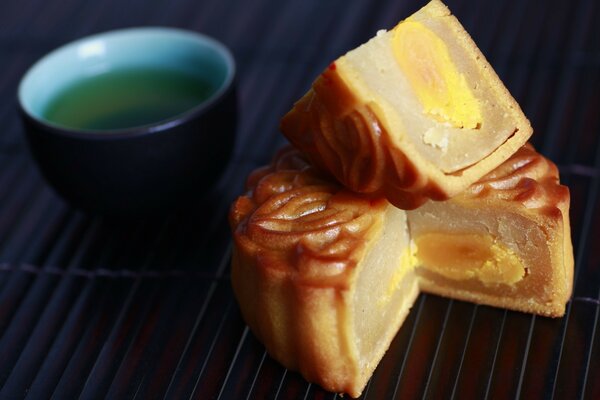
229, 147, 418, 398
408, 144, 573, 317
281, 0, 532, 209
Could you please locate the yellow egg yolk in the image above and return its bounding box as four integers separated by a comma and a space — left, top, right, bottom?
392, 20, 482, 129
378, 242, 418, 307
414, 232, 525, 286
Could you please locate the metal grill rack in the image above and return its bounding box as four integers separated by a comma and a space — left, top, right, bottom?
0, 0, 599, 398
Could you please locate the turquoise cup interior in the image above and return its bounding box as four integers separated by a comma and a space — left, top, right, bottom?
19, 27, 235, 133
17, 27, 237, 216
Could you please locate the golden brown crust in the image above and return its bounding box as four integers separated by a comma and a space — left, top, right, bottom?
230, 146, 387, 288
281, 69, 445, 210
460, 144, 570, 216
229, 147, 389, 397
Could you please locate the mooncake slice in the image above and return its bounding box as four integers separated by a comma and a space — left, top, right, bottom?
281, 0, 532, 209
229, 147, 418, 398
408, 144, 573, 317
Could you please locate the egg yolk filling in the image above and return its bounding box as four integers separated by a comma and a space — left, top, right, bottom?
392, 20, 482, 130
414, 232, 525, 286
378, 243, 419, 307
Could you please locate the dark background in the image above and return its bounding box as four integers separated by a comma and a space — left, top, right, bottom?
0, 0, 599, 398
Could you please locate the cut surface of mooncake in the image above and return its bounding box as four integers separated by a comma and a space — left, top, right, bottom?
229, 147, 418, 398
281, 0, 533, 209
408, 144, 573, 317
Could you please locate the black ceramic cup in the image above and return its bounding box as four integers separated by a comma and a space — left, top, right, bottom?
18, 27, 236, 216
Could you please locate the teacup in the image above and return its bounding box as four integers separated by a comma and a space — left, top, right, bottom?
18, 27, 237, 216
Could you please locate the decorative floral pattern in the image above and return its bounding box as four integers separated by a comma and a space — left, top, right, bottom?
462, 144, 569, 213
281, 69, 440, 210
230, 147, 387, 286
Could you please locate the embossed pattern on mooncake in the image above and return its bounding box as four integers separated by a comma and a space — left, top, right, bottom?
230, 147, 388, 288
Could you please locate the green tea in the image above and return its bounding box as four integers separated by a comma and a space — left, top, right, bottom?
43, 68, 216, 130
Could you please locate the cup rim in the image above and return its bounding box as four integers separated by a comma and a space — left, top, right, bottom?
17, 26, 236, 140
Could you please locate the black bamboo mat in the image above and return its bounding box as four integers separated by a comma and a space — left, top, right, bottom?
0, 0, 599, 398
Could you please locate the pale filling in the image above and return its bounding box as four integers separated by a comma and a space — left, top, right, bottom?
343, 18, 518, 173
407, 201, 549, 295
352, 206, 418, 372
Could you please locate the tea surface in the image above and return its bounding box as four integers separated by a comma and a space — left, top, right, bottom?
44, 68, 215, 130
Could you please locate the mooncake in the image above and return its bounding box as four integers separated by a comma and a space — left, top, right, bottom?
281, 0, 533, 209
229, 145, 572, 397
231, 1, 570, 396
230, 147, 418, 397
